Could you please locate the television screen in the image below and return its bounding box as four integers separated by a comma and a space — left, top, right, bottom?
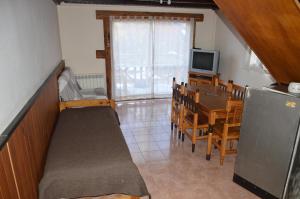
192, 52, 214, 71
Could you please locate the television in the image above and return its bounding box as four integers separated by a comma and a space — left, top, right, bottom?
189, 49, 219, 74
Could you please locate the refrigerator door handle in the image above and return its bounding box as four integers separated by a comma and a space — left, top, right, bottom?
282, 120, 300, 198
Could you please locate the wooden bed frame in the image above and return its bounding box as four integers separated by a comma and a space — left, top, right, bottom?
117, 196, 139, 199
0, 61, 145, 199
81, 194, 140, 199
59, 99, 116, 112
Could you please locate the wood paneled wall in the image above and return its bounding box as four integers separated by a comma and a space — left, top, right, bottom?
213, 0, 300, 84
0, 61, 64, 199
0, 145, 19, 199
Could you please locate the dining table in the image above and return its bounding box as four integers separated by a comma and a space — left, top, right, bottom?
187, 84, 243, 160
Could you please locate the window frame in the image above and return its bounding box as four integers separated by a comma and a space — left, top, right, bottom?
248, 49, 269, 74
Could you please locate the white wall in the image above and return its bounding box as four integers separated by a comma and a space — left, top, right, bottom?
0, 0, 62, 135
214, 11, 274, 88
57, 4, 274, 90
57, 4, 217, 75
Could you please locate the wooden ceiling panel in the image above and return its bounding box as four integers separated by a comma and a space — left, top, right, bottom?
213, 0, 300, 84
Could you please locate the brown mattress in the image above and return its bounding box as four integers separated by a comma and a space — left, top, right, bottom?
39, 107, 149, 199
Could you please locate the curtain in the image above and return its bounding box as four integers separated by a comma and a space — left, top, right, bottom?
112, 18, 153, 100
153, 19, 192, 97
112, 17, 192, 100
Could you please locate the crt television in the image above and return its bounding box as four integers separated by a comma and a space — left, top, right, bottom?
189, 49, 219, 74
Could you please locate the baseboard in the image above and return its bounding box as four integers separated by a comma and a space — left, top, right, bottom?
233, 173, 279, 199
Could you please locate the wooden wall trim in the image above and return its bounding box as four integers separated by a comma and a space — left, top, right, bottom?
192, 20, 196, 48
103, 17, 112, 99
96, 50, 106, 59
0, 145, 19, 199
6, 143, 21, 199
0, 60, 64, 199
96, 10, 204, 21
0, 61, 65, 149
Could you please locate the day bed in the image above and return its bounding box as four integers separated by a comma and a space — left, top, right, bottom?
39, 100, 150, 199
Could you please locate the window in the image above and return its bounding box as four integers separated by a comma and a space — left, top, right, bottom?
112, 17, 192, 100
249, 50, 269, 73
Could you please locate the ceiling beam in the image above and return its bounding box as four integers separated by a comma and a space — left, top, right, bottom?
55, 0, 218, 9
52, 0, 62, 4
96, 10, 204, 20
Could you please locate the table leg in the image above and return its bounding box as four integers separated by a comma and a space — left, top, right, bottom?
206, 124, 213, 160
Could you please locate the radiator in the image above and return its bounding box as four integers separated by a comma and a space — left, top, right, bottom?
75, 73, 105, 89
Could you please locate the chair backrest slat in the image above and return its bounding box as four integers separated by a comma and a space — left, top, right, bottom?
172, 78, 185, 103
231, 84, 247, 100
218, 80, 227, 91
224, 80, 246, 100
184, 87, 200, 113
225, 100, 244, 124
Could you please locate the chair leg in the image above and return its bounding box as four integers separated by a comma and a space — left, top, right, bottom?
171, 122, 173, 130
199, 129, 203, 136
206, 132, 213, 160
178, 107, 183, 140
220, 157, 225, 165
181, 121, 185, 142
175, 124, 177, 129
229, 140, 234, 150
220, 125, 229, 165
220, 138, 227, 166
214, 140, 220, 149
192, 127, 197, 153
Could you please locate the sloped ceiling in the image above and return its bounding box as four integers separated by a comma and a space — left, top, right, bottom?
213, 0, 300, 84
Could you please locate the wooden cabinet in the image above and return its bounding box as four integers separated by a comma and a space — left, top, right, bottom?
188, 72, 219, 86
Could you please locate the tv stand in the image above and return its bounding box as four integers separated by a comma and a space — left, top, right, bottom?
188, 71, 219, 86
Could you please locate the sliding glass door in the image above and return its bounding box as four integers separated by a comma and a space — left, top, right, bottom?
153, 20, 191, 97
112, 19, 154, 99
112, 17, 191, 100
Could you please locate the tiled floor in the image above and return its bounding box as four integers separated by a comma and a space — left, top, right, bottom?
116, 99, 258, 199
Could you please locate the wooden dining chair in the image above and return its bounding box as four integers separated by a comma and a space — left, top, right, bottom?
223, 80, 247, 100
182, 88, 209, 152
220, 79, 235, 91
212, 99, 244, 165
218, 80, 228, 91
231, 84, 247, 100
212, 74, 220, 86
171, 78, 185, 137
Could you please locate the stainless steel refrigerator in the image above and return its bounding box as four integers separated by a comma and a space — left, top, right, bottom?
233, 87, 300, 199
